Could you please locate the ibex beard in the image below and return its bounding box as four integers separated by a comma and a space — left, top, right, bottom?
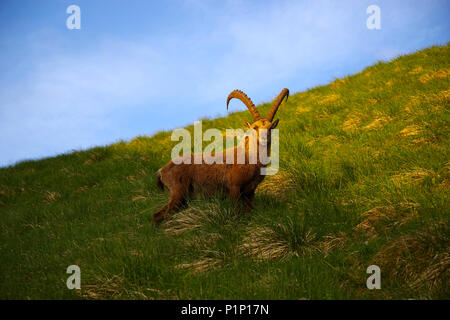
153, 88, 289, 225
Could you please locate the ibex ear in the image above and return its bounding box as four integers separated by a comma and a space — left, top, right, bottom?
271, 119, 279, 129
244, 120, 252, 128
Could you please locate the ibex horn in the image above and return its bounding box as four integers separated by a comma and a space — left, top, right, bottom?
227, 90, 262, 121
266, 88, 289, 122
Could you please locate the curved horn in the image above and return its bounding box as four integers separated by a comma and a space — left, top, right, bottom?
266, 88, 289, 122
227, 90, 261, 121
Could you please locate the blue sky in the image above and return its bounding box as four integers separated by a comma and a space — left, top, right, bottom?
0, 0, 449, 167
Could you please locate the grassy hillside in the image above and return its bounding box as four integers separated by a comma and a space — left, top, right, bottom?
1, 44, 449, 300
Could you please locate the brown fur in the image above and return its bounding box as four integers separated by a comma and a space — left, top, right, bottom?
152, 89, 288, 224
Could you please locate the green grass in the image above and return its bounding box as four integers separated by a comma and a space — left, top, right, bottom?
1, 44, 449, 299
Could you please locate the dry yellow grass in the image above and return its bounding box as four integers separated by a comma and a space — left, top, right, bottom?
363, 116, 390, 131
44, 191, 61, 204
240, 225, 316, 260
418, 69, 449, 83
296, 105, 311, 114
412, 137, 428, 145
240, 226, 296, 260
163, 206, 208, 235
321, 135, 340, 143
405, 96, 423, 113
439, 89, 450, 101
81, 275, 124, 300
176, 256, 222, 273
256, 171, 294, 201
408, 66, 424, 75
399, 125, 424, 137
131, 195, 147, 202
318, 94, 341, 105
391, 168, 435, 185
355, 205, 418, 238
342, 114, 361, 132
372, 222, 449, 297
419, 74, 433, 83
433, 68, 450, 79
81, 275, 172, 299
314, 232, 347, 257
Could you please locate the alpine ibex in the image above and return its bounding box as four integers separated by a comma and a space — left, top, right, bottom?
152, 88, 289, 224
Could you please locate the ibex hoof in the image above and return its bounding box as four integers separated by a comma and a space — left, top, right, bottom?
152, 213, 164, 225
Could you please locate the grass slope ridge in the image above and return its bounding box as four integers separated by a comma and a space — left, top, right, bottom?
1, 45, 449, 299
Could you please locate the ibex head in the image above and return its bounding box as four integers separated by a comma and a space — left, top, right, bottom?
227, 88, 289, 145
